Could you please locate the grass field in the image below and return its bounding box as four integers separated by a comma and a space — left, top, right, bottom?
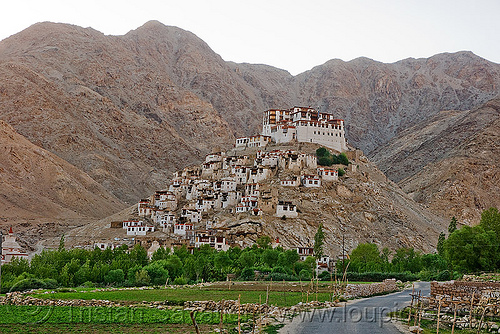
0, 323, 222, 334
31, 281, 342, 307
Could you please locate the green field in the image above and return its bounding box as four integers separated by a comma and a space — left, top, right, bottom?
29, 280, 344, 307
0, 323, 222, 334
33, 287, 334, 308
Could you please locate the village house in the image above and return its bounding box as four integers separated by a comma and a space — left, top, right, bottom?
276, 200, 298, 218
232, 165, 249, 184
174, 222, 194, 236
180, 207, 202, 223
280, 176, 300, 187
247, 166, 271, 183
125, 222, 155, 236
193, 231, 230, 251
301, 174, 322, 187
155, 211, 176, 228
235, 135, 271, 149
295, 246, 314, 261
317, 167, 339, 181
245, 183, 260, 197
93, 242, 120, 251
236, 196, 259, 213
1, 227, 28, 264
262, 107, 347, 152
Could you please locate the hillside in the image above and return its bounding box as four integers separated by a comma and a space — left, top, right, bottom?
1, 21, 499, 208
65, 143, 446, 255
0, 120, 126, 249
370, 97, 500, 224
0, 21, 499, 252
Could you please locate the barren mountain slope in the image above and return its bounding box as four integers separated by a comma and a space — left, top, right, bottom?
293, 53, 500, 153
370, 97, 500, 224
0, 20, 499, 218
65, 144, 446, 254
0, 120, 126, 248
0, 22, 234, 204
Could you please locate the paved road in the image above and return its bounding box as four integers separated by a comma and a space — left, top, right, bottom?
279, 282, 430, 334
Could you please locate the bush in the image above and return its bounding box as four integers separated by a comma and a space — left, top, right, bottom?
173, 277, 187, 285
299, 269, 312, 281
104, 269, 125, 285
267, 272, 297, 281
332, 271, 419, 282
239, 267, 255, 281
338, 168, 345, 176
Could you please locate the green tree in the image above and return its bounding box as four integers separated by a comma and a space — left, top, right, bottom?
338, 153, 349, 166
135, 269, 150, 286
448, 216, 458, 235
104, 269, 125, 285
143, 262, 169, 285
74, 260, 92, 286
261, 249, 279, 267
313, 223, 325, 259
129, 244, 148, 267
238, 251, 257, 268
256, 236, 272, 249
338, 168, 345, 177
349, 243, 382, 272
316, 147, 329, 157
479, 207, 500, 237
58, 235, 65, 252
437, 232, 446, 256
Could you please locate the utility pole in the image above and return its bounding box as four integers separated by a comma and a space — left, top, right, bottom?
0, 230, 3, 294
341, 233, 345, 278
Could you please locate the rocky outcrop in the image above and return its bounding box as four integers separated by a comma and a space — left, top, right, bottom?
0, 21, 498, 245
370, 97, 500, 224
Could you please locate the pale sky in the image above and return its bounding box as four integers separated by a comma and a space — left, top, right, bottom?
1, 0, 499, 75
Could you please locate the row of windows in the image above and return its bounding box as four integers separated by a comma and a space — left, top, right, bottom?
312, 131, 343, 137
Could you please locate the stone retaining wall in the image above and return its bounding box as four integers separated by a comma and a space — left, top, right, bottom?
431, 281, 500, 298
344, 279, 398, 299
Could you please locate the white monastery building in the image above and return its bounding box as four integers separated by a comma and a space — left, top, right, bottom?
262, 107, 347, 152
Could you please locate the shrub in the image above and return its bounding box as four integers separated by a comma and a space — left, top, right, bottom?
239, 267, 255, 281
299, 269, 312, 281
104, 269, 125, 285
338, 168, 345, 176
173, 277, 187, 285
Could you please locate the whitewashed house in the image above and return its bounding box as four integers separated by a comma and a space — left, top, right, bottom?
276, 200, 298, 218
301, 174, 321, 187
317, 167, 338, 181
280, 176, 300, 187
174, 223, 194, 236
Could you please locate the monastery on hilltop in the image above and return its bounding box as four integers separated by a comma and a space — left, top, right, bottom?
261, 106, 347, 152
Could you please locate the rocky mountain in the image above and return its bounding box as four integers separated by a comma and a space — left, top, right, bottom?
65, 143, 445, 255
0, 120, 126, 249
1, 21, 499, 207
370, 97, 500, 225
0, 20, 499, 250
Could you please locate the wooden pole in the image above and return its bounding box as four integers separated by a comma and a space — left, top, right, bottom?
407, 284, 415, 326
477, 304, 488, 334
316, 277, 319, 302
470, 291, 475, 329
451, 302, 457, 334
238, 294, 241, 334
417, 291, 423, 332
436, 297, 442, 334
190, 310, 201, 334
219, 299, 224, 333
283, 279, 286, 305
266, 284, 269, 304
413, 291, 419, 327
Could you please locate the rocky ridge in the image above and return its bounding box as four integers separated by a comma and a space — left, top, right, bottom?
65, 143, 445, 254
370, 97, 500, 224
0, 20, 498, 249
